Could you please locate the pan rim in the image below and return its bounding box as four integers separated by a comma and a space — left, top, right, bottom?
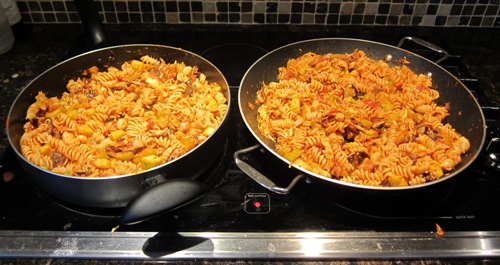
7, 44, 231, 181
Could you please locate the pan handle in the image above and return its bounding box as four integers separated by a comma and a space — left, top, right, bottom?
74, 0, 108, 49
121, 178, 207, 225
397, 36, 449, 64
234, 145, 305, 195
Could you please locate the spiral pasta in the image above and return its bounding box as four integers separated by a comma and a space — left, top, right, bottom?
255, 50, 470, 187
21, 55, 228, 177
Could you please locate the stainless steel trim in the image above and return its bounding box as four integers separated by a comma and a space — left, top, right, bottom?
1, 230, 500, 260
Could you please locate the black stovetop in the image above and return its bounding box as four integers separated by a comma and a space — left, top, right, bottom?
1, 32, 500, 236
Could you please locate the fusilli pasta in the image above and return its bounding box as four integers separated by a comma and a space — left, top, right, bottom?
21, 55, 228, 177
255, 50, 470, 187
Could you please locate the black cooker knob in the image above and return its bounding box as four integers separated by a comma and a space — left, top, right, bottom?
485, 137, 500, 172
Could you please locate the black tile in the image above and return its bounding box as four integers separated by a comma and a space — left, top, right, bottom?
204, 13, 216, 22
31, 12, 44, 22
165, 1, 177, 12
473, 5, 486, 15
227, 13, 238, 22
217, 2, 228, 12
55, 12, 68, 22
117, 12, 130, 23
329, 3, 341, 13
317, 3, 328, 13
451, 5, 463, 15
28, 1, 41, 12
291, 13, 302, 23
427, 5, 438, 15
266, 14, 277, 23
104, 12, 117, 23
291, 3, 303, 12
40, 1, 53, 11
267, 2, 278, 12
351, 14, 363, 24
354, 3, 365, 13
315, 14, 326, 23
485, 5, 498, 15
461, 5, 474, 15
52, 1, 65, 12
435, 16, 447, 25
458, 16, 470, 25
102, 1, 115, 12
179, 13, 191, 22
43, 13, 55, 22
339, 14, 351, 24
178, 2, 190, 12
229, 2, 241, 12
21, 12, 30, 23
363, 15, 375, 24
142, 12, 154, 22
17, 1, 29, 12
68, 12, 80, 22
304, 2, 315, 13
241, 2, 252, 12
153, 2, 165, 12
403, 4, 414, 14
115, 1, 127, 12
254, 13, 265, 23
191, 1, 202, 12
64, 1, 76, 11
278, 14, 290, 23
378, 4, 390, 14
128, 2, 139, 12
469, 16, 482, 26
130, 13, 141, 22
326, 14, 339, 24
154, 13, 166, 23
375, 15, 388, 24
140, 1, 153, 12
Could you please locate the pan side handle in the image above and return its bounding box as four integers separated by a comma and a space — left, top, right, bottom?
74, 0, 108, 49
234, 145, 305, 195
398, 36, 449, 64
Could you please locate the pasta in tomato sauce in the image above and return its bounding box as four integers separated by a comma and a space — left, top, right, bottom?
255, 50, 470, 187
20, 55, 228, 177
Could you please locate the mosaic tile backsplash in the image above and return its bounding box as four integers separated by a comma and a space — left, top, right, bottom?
15, 0, 500, 27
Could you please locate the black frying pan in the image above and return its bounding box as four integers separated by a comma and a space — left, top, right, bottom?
236, 37, 486, 194
7, 44, 230, 224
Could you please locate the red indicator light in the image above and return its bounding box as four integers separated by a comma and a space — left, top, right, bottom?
244, 193, 270, 214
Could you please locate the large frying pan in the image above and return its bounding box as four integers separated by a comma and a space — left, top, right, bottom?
7, 44, 230, 224
236, 37, 486, 194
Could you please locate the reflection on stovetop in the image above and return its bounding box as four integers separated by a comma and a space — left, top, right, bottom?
1, 42, 500, 236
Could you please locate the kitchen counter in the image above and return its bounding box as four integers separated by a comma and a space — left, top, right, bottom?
0, 24, 499, 264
